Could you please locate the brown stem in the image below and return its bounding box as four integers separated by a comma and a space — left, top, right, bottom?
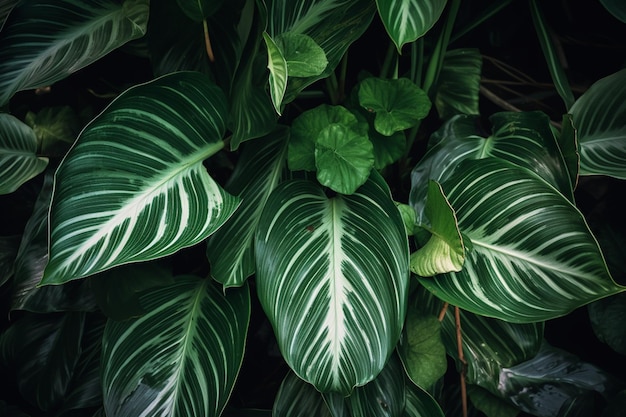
203, 19, 215, 63
437, 302, 449, 322
455, 306, 468, 417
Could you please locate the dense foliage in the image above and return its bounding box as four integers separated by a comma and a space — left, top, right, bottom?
1, 1, 626, 416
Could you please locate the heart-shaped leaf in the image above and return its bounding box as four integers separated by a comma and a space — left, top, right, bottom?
42, 72, 239, 285
376, 0, 448, 52
570, 69, 626, 179
255, 171, 409, 394
102, 276, 250, 417
0, 0, 149, 106
359, 77, 431, 136
0, 114, 48, 195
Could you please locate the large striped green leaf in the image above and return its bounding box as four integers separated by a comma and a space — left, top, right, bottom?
255, 171, 409, 394
0, 0, 149, 106
376, 0, 448, 52
410, 111, 574, 225
102, 276, 250, 417
206, 127, 289, 288
41, 72, 239, 285
570, 69, 626, 179
417, 158, 624, 322
0, 113, 48, 195
266, 0, 376, 103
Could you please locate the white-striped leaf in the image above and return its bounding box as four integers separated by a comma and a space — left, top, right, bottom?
376, 0, 448, 52
0, 114, 48, 195
410, 111, 574, 225
41, 72, 239, 285
418, 158, 624, 322
102, 276, 250, 417
0, 0, 148, 106
206, 127, 289, 288
255, 171, 409, 395
570, 69, 626, 179
263, 32, 288, 115
266, 0, 376, 103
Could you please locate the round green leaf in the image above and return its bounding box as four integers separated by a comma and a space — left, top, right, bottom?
315, 123, 374, 195
255, 172, 409, 395
276, 32, 328, 77
359, 77, 431, 136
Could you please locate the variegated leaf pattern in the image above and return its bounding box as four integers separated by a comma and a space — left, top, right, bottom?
418, 158, 624, 322
410, 111, 574, 225
0, 0, 149, 106
206, 127, 288, 288
255, 171, 409, 395
376, 0, 448, 51
42, 72, 239, 285
102, 276, 250, 417
0, 113, 48, 195
570, 69, 626, 179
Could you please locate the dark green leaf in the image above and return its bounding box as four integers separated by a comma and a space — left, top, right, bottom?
0, 234, 20, 287
403, 381, 445, 417
207, 127, 289, 288
347, 355, 405, 417
600, 0, 626, 23
0, 113, 48, 195
176, 0, 225, 21
273, 372, 333, 417
398, 311, 447, 389
0, 0, 149, 106
467, 385, 519, 417
102, 276, 251, 417
359, 78, 431, 136
558, 114, 579, 190
588, 292, 626, 355
24, 106, 80, 156
435, 49, 482, 120
369, 129, 406, 169
263, 32, 288, 114
315, 123, 374, 195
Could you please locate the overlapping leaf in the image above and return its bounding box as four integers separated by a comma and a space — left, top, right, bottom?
435, 48, 482, 119
417, 157, 624, 322
255, 171, 409, 394
0, 0, 149, 106
42, 72, 239, 284
0, 113, 48, 195
570, 69, 626, 179
102, 276, 250, 417
376, 0, 447, 51
206, 127, 289, 288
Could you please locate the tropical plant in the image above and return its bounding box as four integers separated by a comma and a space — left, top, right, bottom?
1, 0, 626, 416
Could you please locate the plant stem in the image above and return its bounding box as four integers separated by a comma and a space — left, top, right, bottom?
455, 306, 468, 417
203, 19, 215, 62
437, 302, 449, 321
338, 51, 349, 103
423, 0, 461, 95
380, 41, 397, 79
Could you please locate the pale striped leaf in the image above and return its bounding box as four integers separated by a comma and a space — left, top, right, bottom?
570, 69, 626, 179
42, 72, 239, 285
0, 0, 148, 106
206, 127, 289, 288
410, 111, 574, 225
418, 158, 624, 322
376, 0, 448, 52
435, 48, 482, 120
0, 114, 48, 195
266, 0, 376, 103
263, 32, 288, 115
255, 171, 409, 394
102, 276, 250, 417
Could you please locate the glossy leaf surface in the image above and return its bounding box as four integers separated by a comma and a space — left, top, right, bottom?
435, 48, 482, 119
42, 72, 239, 284
0, 0, 149, 106
263, 32, 288, 115
102, 276, 250, 417
255, 172, 409, 394
277, 32, 328, 77
570, 69, 626, 179
0, 113, 48, 195
418, 158, 623, 322
376, 0, 447, 51
206, 127, 288, 288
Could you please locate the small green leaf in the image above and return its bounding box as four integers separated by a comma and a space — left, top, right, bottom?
315, 123, 374, 195
288, 104, 360, 172
276, 32, 328, 77
410, 181, 464, 277
396, 202, 416, 236
370, 129, 406, 169
24, 106, 81, 155
467, 385, 520, 417
359, 77, 431, 136
0, 113, 48, 195
398, 311, 447, 389
263, 32, 288, 115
